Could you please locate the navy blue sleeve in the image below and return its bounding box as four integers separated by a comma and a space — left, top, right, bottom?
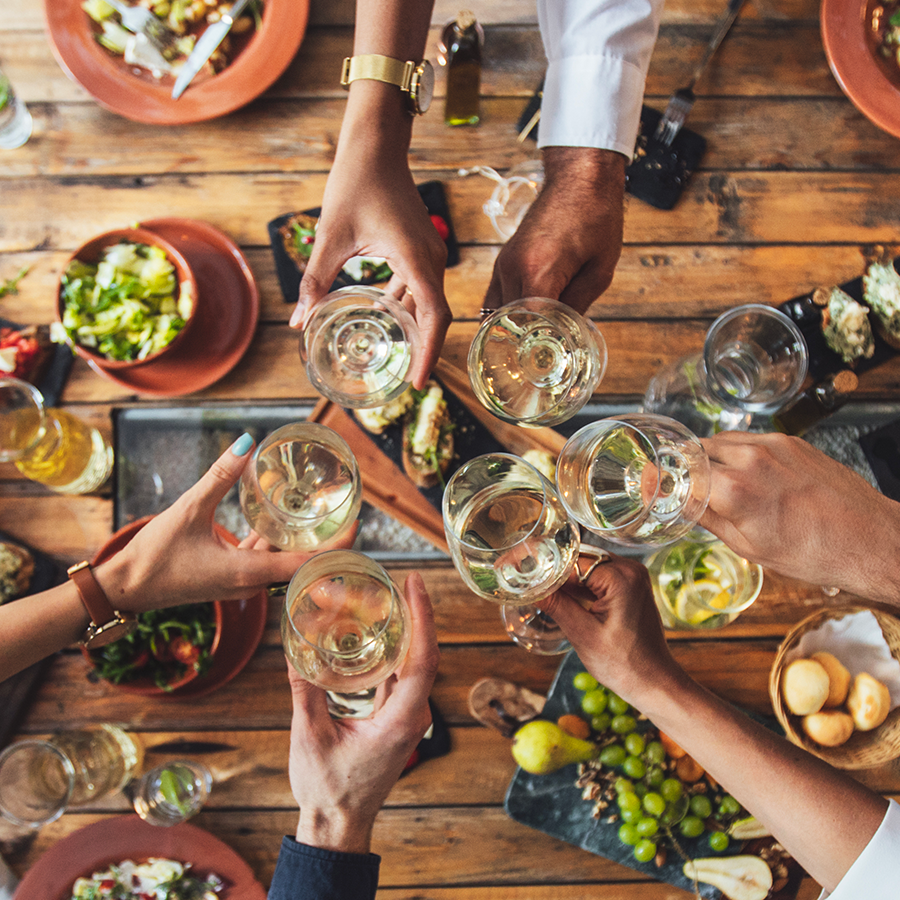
267, 836, 381, 900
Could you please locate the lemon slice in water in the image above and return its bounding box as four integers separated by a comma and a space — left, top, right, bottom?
674, 579, 732, 626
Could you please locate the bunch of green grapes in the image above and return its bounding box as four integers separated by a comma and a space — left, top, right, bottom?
573, 671, 741, 864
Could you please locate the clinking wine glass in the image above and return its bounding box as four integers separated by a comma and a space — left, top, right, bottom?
239, 422, 361, 552
556, 414, 711, 549
300, 285, 421, 409
468, 297, 607, 427
281, 550, 412, 718
643, 304, 808, 437
443, 452, 590, 654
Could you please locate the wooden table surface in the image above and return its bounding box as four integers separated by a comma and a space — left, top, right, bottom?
3, 0, 900, 896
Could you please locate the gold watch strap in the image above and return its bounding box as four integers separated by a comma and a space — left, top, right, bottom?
340, 55, 416, 91
68, 560, 117, 628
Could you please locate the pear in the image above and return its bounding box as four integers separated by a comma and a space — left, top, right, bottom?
683, 855, 773, 900
511, 719, 597, 775
728, 816, 771, 840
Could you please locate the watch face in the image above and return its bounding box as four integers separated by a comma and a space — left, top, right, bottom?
412, 60, 434, 114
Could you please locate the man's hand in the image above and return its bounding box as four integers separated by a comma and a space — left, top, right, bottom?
482, 147, 625, 315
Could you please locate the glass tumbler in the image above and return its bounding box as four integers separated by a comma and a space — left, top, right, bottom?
0, 377, 113, 493
132, 760, 212, 826
0, 67, 33, 150
556, 414, 711, 548
468, 297, 607, 427
239, 421, 361, 552
300, 286, 421, 408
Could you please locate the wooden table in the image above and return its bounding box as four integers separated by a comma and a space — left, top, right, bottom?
2, 0, 900, 896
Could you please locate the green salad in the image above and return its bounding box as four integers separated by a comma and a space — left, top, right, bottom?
58, 241, 193, 362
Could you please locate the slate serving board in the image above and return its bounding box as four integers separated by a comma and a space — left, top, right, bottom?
504, 650, 802, 900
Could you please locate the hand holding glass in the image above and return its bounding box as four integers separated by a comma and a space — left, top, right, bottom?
468, 297, 607, 427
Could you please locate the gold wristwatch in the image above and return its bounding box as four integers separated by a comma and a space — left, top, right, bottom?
340, 54, 434, 116
68, 561, 137, 649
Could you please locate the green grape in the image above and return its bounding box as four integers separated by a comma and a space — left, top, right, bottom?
624, 733, 645, 756
642, 792, 665, 818
622, 755, 646, 779
620, 807, 642, 824
608, 694, 631, 716
636, 817, 659, 838
610, 714, 637, 735
644, 766, 664, 788
718, 795, 741, 816
689, 795, 713, 819
614, 777, 634, 794
660, 778, 683, 803
591, 713, 612, 733
709, 832, 730, 852
573, 671, 599, 692
679, 816, 705, 838
644, 741, 666, 765
600, 744, 627, 767
618, 823, 639, 846
581, 690, 609, 716
660, 794, 689, 826
618, 791, 641, 813
633, 839, 657, 863
633, 782, 648, 798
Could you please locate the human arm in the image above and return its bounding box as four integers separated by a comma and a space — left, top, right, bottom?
290, 0, 450, 387
539, 556, 889, 893
0, 434, 343, 682
699, 431, 900, 605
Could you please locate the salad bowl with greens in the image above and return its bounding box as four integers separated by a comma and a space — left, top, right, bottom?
56, 227, 196, 369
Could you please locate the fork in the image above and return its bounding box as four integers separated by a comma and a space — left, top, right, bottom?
104, 0, 179, 54
653, 0, 747, 148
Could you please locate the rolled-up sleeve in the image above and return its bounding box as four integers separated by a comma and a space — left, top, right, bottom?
537, 0, 664, 159
268, 837, 380, 900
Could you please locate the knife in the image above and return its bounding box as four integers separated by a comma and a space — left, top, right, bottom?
171, 0, 253, 99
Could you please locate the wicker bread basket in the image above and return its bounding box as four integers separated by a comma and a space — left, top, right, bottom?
769, 604, 900, 770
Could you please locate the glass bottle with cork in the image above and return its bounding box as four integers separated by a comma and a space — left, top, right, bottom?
442, 10, 483, 126
772, 369, 859, 436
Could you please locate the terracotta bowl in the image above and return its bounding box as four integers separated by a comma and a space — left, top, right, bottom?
83, 516, 223, 696
57, 227, 198, 370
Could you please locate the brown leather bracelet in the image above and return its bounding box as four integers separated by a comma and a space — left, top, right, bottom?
68, 561, 137, 648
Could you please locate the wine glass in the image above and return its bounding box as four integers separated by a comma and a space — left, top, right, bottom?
281, 550, 412, 718
239, 422, 361, 552
643, 304, 809, 436
443, 452, 590, 654
556, 414, 710, 549
300, 285, 421, 409
467, 297, 607, 427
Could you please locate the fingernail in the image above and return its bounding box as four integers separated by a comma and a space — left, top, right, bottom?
230, 433, 254, 456
289, 302, 306, 328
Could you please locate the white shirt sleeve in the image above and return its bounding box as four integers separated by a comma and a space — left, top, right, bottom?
818, 799, 900, 900
536, 0, 664, 159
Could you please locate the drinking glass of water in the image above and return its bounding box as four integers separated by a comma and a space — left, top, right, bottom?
132, 760, 212, 827
0, 67, 33, 150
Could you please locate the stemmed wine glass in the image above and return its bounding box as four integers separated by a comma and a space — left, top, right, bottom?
643, 304, 808, 436
556, 414, 711, 549
239, 422, 361, 552
443, 452, 601, 654
300, 286, 421, 409
468, 297, 607, 427
281, 550, 412, 718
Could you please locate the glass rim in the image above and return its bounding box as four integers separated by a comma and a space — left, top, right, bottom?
283, 549, 400, 658
248, 422, 360, 526
443, 452, 553, 552
0, 376, 46, 462
0, 739, 75, 827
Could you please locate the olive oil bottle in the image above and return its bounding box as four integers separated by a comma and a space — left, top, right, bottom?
443, 10, 482, 126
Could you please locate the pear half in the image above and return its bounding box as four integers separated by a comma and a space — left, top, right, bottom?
683, 855, 773, 900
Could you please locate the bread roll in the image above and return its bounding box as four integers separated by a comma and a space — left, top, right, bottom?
810, 651, 851, 708
781, 658, 830, 716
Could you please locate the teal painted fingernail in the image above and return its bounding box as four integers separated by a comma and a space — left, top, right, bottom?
230, 433, 253, 456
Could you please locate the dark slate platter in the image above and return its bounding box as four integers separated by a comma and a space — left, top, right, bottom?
504, 650, 801, 900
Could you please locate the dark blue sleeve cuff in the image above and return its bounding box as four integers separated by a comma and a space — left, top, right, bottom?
268, 836, 381, 900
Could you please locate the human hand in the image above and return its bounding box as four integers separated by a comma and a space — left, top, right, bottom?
700, 431, 900, 603
99, 434, 355, 612
482, 147, 625, 315
290, 128, 450, 388
286, 572, 439, 853
539, 554, 682, 708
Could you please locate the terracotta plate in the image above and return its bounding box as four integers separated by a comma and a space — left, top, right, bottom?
84, 218, 259, 397
15, 815, 266, 899
43, 0, 309, 124
821, 0, 900, 138
90, 517, 268, 699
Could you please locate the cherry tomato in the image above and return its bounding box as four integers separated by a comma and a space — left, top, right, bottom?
169, 636, 201, 666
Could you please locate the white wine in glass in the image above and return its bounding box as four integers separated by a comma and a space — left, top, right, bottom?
240, 422, 361, 552
282, 550, 411, 718
301, 286, 421, 409
557, 414, 710, 548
